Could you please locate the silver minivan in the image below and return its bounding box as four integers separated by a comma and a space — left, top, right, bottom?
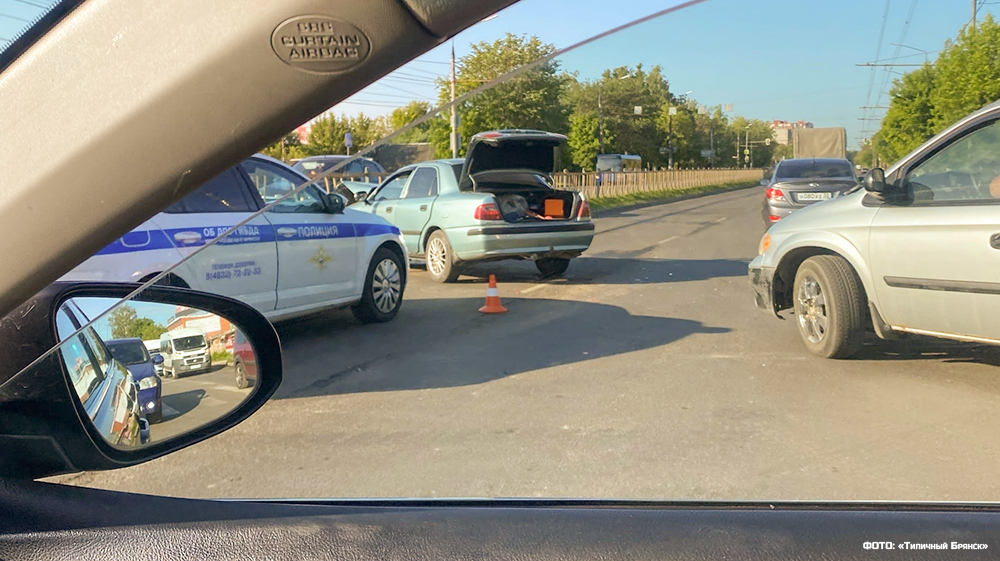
750, 100, 1000, 358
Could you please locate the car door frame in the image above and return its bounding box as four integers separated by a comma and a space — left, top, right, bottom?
869, 109, 1000, 341
394, 165, 440, 254
366, 168, 415, 229
235, 157, 360, 313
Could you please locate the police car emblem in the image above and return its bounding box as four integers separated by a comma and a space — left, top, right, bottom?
310, 246, 333, 271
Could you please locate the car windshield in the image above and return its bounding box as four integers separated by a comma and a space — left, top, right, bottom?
172, 336, 206, 352
22, 0, 1000, 506
104, 342, 149, 365
776, 160, 855, 180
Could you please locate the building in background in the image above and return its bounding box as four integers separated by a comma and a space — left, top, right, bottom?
167, 306, 234, 354
770, 120, 814, 145
296, 123, 312, 144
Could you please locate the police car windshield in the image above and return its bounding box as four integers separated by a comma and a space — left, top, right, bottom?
173, 336, 206, 352
104, 341, 150, 366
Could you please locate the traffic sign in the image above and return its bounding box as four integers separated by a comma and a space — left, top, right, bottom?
345, 132, 353, 148
744, 149, 750, 155
700, 149, 715, 158
668, 107, 677, 116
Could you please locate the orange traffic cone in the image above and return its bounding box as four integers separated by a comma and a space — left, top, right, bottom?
479, 274, 508, 314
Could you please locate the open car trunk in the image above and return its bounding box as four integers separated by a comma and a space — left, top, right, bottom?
471, 169, 579, 223
458, 130, 582, 223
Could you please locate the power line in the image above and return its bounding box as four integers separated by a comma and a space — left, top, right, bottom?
862, 0, 893, 136
875, 0, 919, 109
9, 0, 51, 8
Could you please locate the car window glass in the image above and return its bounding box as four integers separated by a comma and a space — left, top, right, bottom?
775, 161, 854, 180
403, 168, 438, 199
242, 159, 326, 213
906, 120, 1000, 203
372, 172, 410, 201
345, 160, 364, 174
55, 308, 107, 407
165, 169, 255, 213
0, 0, 62, 59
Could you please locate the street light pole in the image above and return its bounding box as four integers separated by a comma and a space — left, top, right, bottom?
598, 87, 604, 155
449, 41, 459, 159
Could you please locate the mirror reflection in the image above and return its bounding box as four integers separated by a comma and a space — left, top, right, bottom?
55, 297, 257, 448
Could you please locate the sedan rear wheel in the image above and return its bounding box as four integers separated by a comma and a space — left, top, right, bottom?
793, 255, 865, 358
425, 230, 460, 283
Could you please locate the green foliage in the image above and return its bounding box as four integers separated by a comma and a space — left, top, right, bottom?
875, 15, 1000, 166
567, 113, 606, 170
108, 305, 167, 340
304, 113, 391, 156
389, 101, 432, 143
434, 33, 569, 157
212, 351, 233, 363
773, 143, 794, 162
260, 131, 303, 162
879, 64, 936, 163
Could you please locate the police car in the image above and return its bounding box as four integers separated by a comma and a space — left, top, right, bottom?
62, 155, 407, 323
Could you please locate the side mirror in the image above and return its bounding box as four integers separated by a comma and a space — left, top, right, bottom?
864, 168, 887, 193
0, 282, 281, 479
324, 192, 347, 214
152, 354, 164, 365
355, 191, 368, 200
759, 178, 769, 186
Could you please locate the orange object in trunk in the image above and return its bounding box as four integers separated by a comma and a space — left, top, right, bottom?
544, 199, 565, 218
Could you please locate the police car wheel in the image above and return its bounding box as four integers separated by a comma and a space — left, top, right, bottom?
352, 248, 404, 324
425, 230, 460, 283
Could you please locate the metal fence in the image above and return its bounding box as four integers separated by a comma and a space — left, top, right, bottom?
551, 169, 764, 199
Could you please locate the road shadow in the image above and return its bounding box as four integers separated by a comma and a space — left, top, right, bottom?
160, 389, 207, 417
449, 257, 750, 286
850, 334, 1000, 367
274, 297, 730, 399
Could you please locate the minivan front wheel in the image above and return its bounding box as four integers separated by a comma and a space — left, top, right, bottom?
793, 255, 865, 359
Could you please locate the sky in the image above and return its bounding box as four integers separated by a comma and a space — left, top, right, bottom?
71, 297, 178, 341
1, 0, 993, 149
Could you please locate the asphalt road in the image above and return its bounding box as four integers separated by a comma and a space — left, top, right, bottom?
153, 364, 251, 442
53, 187, 1000, 501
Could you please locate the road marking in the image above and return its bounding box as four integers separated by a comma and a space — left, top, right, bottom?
655, 235, 679, 245
715, 216, 728, 223
520, 283, 549, 294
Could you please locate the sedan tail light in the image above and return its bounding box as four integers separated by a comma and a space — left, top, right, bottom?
765, 187, 786, 201
474, 203, 503, 220
577, 199, 591, 219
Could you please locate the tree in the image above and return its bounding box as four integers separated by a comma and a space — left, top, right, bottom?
566, 113, 607, 170
435, 33, 570, 156
566, 65, 671, 168
303, 112, 391, 156
879, 63, 936, 163
389, 101, 432, 143
109, 305, 138, 339
108, 304, 166, 340
260, 130, 303, 162
931, 15, 1000, 131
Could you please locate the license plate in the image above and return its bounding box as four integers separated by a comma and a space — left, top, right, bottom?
797, 192, 832, 201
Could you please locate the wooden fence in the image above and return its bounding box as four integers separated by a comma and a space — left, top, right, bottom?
296, 169, 763, 198
551, 169, 764, 199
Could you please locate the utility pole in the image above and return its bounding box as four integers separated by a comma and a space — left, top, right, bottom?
449, 40, 459, 159
745, 129, 750, 169
597, 86, 605, 155
972, 0, 977, 30
667, 106, 675, 170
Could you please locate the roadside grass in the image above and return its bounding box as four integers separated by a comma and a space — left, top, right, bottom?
588, 181, 756, 213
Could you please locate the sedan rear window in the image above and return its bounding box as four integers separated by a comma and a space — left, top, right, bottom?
776, 160, 854, 180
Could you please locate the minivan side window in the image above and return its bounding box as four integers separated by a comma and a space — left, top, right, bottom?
165, 169, 256, 213
905, 120, 1000, 203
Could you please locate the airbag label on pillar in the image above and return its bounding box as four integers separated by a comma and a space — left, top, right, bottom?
271, 16, 371, 73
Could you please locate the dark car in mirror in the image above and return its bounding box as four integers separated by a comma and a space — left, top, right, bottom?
103, 337, 163, 423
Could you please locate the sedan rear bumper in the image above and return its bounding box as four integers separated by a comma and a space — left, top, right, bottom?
451, 222, 595, 262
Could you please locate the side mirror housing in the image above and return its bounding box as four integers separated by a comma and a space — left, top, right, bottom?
324, 192, 347, 214
0, 282, 281, 480
759, 178, 769, 186
152, 354, 164, 365
864, 168, 887, 194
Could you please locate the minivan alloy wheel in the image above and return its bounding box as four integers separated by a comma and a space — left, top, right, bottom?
796, 275, 827, 344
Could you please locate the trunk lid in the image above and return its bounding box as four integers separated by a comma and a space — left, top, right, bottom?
459, 129, 567, 191
772, 178, 858, 206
